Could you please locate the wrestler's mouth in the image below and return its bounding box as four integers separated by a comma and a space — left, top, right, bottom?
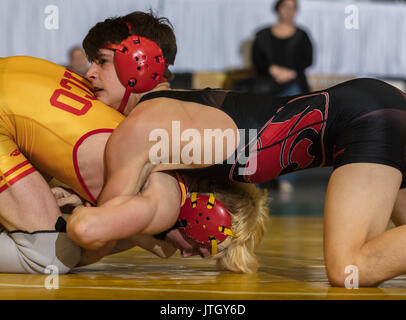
93, 87, 104, 95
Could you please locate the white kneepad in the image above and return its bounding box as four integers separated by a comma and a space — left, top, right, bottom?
0, 219, 81, 274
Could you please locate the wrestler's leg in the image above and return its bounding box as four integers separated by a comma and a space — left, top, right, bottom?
324, 163, 405, 287
0, 171, 63, 231
0, 171, 81, 273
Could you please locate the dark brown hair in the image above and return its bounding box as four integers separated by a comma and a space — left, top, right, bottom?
83, 10, 177, 80
273, 0, 298, 13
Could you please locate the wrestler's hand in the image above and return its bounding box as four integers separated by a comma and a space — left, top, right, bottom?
51, 187, 84, 210
269, 65, 297, 84
165, 229, 211, 258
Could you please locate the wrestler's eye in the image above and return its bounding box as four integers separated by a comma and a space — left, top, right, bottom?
94, 58, 108, 66
97, 59, 107, 66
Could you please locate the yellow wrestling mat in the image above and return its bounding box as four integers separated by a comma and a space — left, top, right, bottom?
0, 216, 405, 300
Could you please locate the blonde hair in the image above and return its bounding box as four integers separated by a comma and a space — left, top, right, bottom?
198, 181, 270, 273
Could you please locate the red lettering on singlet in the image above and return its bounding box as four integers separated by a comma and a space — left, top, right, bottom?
49, 70, 96, 115
62, 71, 96, 100
50, 89, 92, 115
60, 79, 95, 101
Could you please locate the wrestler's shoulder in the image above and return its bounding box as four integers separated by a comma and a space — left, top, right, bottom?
129, 96, 193, 125
138, 95, 186, 111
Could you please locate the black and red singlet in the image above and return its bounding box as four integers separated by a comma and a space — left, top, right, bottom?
140, 78, 406, 186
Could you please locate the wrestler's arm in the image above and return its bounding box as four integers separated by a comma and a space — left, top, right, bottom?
97, 102, 168, 204
56, 110, 179, 259
53, 186, 177, 260
68, 100, 234, 257
85, 107, 176, 256
98, 98, 233, 203
67, 171, 181, 251
79, 102, 190, 257
76, 233, 177, 267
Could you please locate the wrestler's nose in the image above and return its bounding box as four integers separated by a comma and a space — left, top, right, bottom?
86, 63, 98, 81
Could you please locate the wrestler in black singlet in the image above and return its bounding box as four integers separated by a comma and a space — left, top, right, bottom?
140, 78, 406, 187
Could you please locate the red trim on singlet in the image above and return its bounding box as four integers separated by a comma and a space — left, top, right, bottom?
0, 167, 36, 193
0, 160, 31, 181
72, 129, 114, 204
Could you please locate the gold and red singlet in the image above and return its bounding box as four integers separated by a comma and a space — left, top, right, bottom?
0, 56, 124, 203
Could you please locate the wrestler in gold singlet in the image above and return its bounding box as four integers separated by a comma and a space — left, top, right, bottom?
0, 56, 124, 203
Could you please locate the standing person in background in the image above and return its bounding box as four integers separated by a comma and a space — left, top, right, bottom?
252, 0, 313, 96
67, 46, 89, 76
252, 0, 313, 192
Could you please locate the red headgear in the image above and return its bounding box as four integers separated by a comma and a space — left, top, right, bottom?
105, 23, 167, 113
177, 192, 236, 255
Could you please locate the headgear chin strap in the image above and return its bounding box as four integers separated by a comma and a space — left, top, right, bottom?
105, 23, 167, 113
177, 192, 237, 256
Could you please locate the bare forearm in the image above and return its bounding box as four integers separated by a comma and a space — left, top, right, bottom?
67, 196, 143, 250
110, 234, 177, 258
76, 240, 117, 267
76, 235, 177, 266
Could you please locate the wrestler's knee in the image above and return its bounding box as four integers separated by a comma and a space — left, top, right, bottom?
0, 223, 81, 274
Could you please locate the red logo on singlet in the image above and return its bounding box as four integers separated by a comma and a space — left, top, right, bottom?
243, 92, 329, 183
10, 149, 21, 156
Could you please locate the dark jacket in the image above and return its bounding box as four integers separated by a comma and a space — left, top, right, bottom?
251, 26, 313, 95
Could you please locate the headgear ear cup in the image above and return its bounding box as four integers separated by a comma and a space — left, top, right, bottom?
177, 193, 237, 255
105, 23, 167, 113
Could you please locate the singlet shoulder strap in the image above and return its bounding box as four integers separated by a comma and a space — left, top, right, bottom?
139, 89, 229, 109
139, 90, 176, 103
